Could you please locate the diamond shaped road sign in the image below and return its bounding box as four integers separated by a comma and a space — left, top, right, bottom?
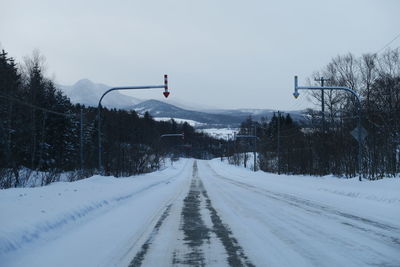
351, 126, 368, 143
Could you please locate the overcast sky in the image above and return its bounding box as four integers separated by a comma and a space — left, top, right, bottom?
1, 0, 400, 110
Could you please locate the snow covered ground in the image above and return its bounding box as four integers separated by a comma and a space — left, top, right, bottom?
1, 158, 399, 267
198, 128, 238, 140
153, 117, 206, 127
0, 160, 192, 267
204, 159, 400, 266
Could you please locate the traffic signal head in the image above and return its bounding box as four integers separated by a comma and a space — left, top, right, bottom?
163, 74, 170, 98
293, 76, 299, 99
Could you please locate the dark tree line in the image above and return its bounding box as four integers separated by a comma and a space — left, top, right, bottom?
229, 114, 308, 174
0, 49, 224, 188
231, 48, 400, 179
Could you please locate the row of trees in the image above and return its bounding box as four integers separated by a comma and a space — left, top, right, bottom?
0, 49, 224, 188
231, 48, 400, 179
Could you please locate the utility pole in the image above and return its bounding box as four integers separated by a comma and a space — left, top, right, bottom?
294, 76, 363, 181
314, 77, 331, 133
227, 133, 231, 160
277, 111, 281, 175
80, 107, 84, 176
234, 132, 237, 155
253, 124, 257, 172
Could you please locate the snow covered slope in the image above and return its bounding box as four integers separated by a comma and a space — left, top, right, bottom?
199, 128, 238, 140
133, 99, 244, 127
133, 100, 308, 128
57, 79, 308, 128
57, 79, 141, 109
0, 160, 193, 267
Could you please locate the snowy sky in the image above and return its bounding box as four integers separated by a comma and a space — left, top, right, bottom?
1, 0, 400, 110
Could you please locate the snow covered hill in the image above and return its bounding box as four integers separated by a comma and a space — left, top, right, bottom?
57, 79, 307, 129
133, 99, 245, 127
57, 79, 142, 109
133, 99, 308, 129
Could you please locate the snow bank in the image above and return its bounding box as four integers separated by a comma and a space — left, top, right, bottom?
0, 159, 189, 258
209, 159, 400, 224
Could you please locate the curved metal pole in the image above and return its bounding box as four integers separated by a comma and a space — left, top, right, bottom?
294, 76, 361, 104
293, 76, 362, 181
160, 133, 184, 138
235, 135, 258, 139
97, 80, 168, 174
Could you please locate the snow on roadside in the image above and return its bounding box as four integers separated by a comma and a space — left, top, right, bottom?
200, 160, 400, 267
209, 159, 400, 224
0, 159, 189, 258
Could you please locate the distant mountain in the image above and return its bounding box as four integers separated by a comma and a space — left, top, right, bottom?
58, 79, 307, 127
133, 100, 243, 127
57, 79, 141, 109
133, 99, 307, 128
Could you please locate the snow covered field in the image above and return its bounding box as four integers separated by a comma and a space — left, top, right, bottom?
153, 117, 206, 127
1, 159, 399, 267
198, 128, 237, 140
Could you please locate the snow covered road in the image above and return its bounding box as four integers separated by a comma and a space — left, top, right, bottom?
199, 160, 400, 267
1, 158, 399, 267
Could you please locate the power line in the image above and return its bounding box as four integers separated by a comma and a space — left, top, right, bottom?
376, 32, 400, 54
0, 93, 76, 117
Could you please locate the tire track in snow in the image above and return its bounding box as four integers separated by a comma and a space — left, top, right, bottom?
0, 177, 178, 255
172, 162, 209, 266
206, 162, 400, 247
201, 188, 255, 267
202, 161, 400, 266
1, 161, 193, 257
120, 162, 193, 267
173, 161, 254, 267
128, 161, 254, 266
128, 204, 173, 267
